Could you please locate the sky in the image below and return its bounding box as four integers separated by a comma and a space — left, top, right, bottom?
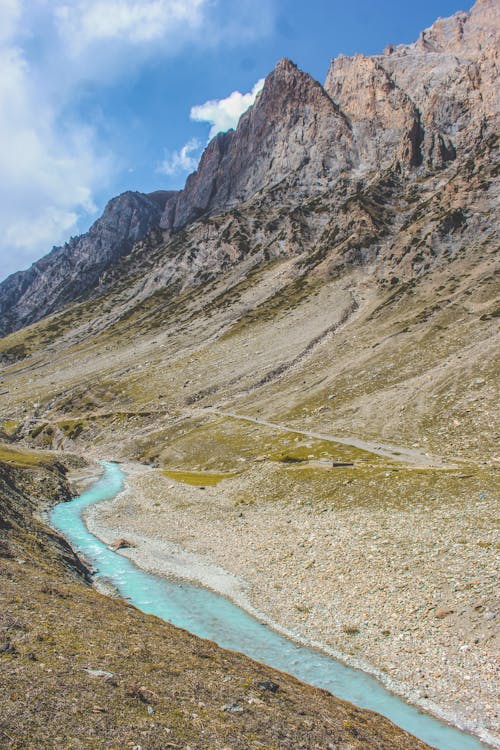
0, 0, 472, 281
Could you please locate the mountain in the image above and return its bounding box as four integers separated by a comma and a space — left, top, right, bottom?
0, 190, 175, 336
0, 2, 499, 748
0, 0, 497, 338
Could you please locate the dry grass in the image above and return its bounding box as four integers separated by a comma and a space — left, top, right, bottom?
0, 441, 56, 468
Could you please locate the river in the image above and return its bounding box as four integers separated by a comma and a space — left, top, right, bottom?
50, 461, 488, 750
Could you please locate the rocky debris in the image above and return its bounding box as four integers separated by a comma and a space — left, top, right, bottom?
0, 640, 17, 655
128, 684, 158, 704
111, 537, 136, 550
106, 464, 499, 741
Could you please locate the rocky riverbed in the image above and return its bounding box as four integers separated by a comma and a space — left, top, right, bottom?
85, 460, 499, 748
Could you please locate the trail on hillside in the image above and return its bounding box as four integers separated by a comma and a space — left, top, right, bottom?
209, 409, 456, 468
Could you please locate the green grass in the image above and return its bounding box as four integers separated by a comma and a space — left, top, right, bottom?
161, 469, 240, 486
0, 420, 20, 437
139, 414, 383, 474
0, 441, 55, 468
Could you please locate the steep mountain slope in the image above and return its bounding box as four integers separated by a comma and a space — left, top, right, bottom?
0, 190, 174, 336
0, 0, 497, 339
161, 57, 355, 229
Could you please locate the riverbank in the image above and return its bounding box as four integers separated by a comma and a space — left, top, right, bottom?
85, 460, 499, 748
5, 450, 438, 750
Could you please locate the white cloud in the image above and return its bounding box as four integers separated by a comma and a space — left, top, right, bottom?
55, 0, 206, 50
157, 138, 202, 176
155, 78, 266, 181
0, 0, 22, 43
0, 0, 216, 280
0, 6, 107, 280
0, 1, 275, 280
190, 78, 265, 140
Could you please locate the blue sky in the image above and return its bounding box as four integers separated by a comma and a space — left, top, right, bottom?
0, 0, 471, 280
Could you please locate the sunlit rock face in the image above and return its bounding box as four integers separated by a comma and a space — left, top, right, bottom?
164, 58, 355, 231
0, 0, 498, 337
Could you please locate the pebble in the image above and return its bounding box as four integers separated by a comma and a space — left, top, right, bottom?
435, 607, 454, 619
84, 668, 114, 680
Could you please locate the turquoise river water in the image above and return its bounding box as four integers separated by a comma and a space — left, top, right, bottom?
50, 461, 488, 750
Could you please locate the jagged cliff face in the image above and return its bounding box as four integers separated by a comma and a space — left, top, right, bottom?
163, 59, 355, 230
0, 0, 497, 338
160, 0, 497, 228
327, 0, 498, 169
0, 190, 175, 336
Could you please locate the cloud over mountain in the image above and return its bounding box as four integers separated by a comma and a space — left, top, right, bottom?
191, 78, 265, 140
0, 0, 273, 280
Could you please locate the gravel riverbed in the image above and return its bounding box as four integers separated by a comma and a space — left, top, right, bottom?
84, 461, 499, 748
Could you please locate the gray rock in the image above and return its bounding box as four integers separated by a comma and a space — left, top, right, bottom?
84, 668, 115, 679
0, 190, 175, 337
163, 58, 354, 231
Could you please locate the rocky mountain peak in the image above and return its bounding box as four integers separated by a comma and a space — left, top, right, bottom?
0, 0, 497, 340
162, 57, 353, 231
273, 56, 298, 72
325, 0, 498, 171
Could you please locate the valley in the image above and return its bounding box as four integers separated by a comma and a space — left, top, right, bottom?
0, 1, 498, 747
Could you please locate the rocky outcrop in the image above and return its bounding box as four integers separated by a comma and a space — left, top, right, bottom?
0, 448, 90, 578
0, 190, 175, 336
325, 0, 498, 171
0, 0, 497, 338
324, 55, 424, 170
163, 59, 355, 231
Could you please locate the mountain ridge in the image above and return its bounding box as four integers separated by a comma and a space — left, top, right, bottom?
0, 190, 176, 336
0, 0, 497, 338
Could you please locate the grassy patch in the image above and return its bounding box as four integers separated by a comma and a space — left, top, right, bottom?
0, 442, 55, 468
0, 420, 20, 437
161, 469, 239, 486
147, 415, 381, 474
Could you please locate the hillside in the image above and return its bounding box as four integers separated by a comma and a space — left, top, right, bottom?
0, 0, 498, 747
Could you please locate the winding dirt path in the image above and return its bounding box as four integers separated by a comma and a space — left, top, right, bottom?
209, 409, 457, 468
